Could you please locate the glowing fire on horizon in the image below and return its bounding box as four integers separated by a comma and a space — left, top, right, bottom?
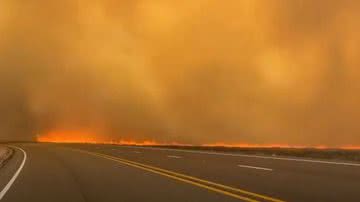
36, 131, 360, 150
36, 131, 159, 145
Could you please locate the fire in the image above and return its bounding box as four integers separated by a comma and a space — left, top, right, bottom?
37, 131, 360, 150
204, 143, 291, 148
202, 143, 321, 149
341, 146, 360, 150
202, 143, 360, 150
37, 131, 104, 144
36, 131, 184, 146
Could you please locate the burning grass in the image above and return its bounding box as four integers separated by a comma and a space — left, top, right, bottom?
37, 131, 360, 162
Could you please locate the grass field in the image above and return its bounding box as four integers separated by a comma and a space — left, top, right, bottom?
0, 146, 13, 168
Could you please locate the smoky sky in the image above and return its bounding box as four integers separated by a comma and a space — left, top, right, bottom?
0, 0, 360, 146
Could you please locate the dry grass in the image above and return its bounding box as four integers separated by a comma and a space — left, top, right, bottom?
0, 146, 13, 168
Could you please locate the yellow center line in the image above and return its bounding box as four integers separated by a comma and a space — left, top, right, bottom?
89, 151, 258, 202
71, 148, 286, 202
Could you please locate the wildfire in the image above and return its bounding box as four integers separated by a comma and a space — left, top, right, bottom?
36, 131, 360, 150
202, 143, 360, 150
341, 146, 360, 150
37, 131, 104, 144
202, 143, 308, 149
36, 131, 184, 146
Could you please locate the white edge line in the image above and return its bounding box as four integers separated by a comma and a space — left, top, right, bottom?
0, 146, 27, 200
238, 164, 273, 171
119, 146, 360, 167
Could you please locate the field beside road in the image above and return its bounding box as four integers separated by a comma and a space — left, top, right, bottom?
0, 146, 13, 168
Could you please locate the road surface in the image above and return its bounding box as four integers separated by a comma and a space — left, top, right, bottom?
0, 143, 359, 202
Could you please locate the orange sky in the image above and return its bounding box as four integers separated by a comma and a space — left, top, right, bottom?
1, 1, 360, 148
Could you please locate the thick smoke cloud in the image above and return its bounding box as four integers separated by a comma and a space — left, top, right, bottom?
0, 0, 360, 146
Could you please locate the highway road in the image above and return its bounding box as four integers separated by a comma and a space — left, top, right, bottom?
0, 143, 359, 202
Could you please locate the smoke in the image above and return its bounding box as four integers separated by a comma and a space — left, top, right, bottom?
0, 0, 360, 146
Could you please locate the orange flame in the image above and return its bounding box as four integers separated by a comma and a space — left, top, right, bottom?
202, 143, 360, 150
202, 143, 325, 149
37, 131, 103, 144
36, 131, 187, 146
36, 131, 360, 150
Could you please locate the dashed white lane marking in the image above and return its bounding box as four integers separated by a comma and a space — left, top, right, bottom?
238, 164, 273, 171
167, 155, 182, 159
0, 146, 27, 201
133, 151, 142, 154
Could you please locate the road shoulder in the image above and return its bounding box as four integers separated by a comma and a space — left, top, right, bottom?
0, 146, 13, 169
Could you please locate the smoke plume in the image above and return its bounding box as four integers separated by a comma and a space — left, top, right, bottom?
1, 0, 360, 147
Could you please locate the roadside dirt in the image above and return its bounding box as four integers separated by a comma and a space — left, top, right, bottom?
0, 146, 13, 168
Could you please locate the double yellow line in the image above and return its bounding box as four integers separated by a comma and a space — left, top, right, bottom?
74, 149, 285, 202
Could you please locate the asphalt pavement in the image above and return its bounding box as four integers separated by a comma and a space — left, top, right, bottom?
0, 143, 359, 202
